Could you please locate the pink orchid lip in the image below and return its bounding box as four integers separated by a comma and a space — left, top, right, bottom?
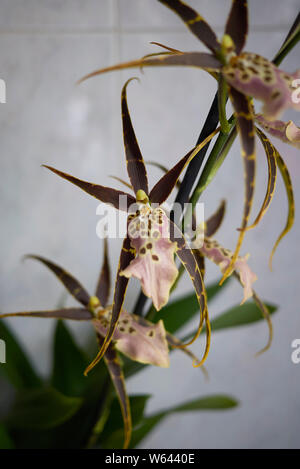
223, 52, 300, 120
255, 114, 300, 148
121, 206, 179, 311
93, 308, 170, 368
198, 237, 257, 304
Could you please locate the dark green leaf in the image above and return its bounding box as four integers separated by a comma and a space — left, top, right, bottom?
6, 387, 82, 430
51, 320, 90, 397
174, 395, 238, 412
131, 394, 238, 448
0, 423, 14, 449
0, 319, 42, 389
209, 301, 277, 332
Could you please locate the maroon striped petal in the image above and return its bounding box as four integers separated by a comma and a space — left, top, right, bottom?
84, 236, 135, 375
95, 238, 111, 308
169, 221, 210, 367
158, 0, 220, 54
43, 165, 135, 212
78, 52, 221, 84
225, 0, 248, 55
102, 340, 132, 449
25, 255, 90, 307
221, 86, 256, 283
0, 308, 93, 321
204, 199, 226, 238
122, 79, 149, 195
245, 128, 277, 230
149, 127, 220, 205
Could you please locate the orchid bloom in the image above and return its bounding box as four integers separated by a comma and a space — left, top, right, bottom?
0, 239, 201, 449
76, 0, 298, 282
193, 200, 273, 353
43, 79, 220, 370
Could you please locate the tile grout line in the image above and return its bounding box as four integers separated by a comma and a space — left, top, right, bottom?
0, 25, 290, 35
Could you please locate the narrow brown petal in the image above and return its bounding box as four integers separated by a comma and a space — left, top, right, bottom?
149, 149, 193, 204
0, 308, 93, 321
225, 0, 248, 55
252, 290, 273, 356
103, 340, 132, 450
220, 87, 256, 284
149, 127, 220, 204
269, 151, 295, 269
95, 238, 111, 308
43, 165, 135, 212
25, 255, 90, 307
165, 331, 208, 378
78, 52, 221, 84
205, 199, 226, 237
84, 236, 135, 375
169, 221, 210, 367
245, 128, 277, 230
158, 0, 220, 54
122, 79, 149, 195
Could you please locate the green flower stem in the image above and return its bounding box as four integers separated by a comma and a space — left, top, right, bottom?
218, 75, 231, 134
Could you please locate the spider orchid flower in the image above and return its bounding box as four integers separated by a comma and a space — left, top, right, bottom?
43, 79, 220, 370
0, 239, 202, 449
77, 0, 299, 283
193, 200, 273, 353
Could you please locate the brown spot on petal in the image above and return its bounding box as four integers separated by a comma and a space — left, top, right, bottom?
152, 254, 159, 261
146, 243, 153, 249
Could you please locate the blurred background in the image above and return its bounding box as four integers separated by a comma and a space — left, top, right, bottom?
0, 0, 299, 448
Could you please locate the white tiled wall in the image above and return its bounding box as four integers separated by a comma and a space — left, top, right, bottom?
0, 0, 299, 449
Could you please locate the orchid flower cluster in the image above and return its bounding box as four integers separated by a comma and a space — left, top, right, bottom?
1, 0, 299, 449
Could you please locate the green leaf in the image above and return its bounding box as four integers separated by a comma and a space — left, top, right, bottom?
209, 301, 277, 332
151, 277, 230, 334
173, 395, 238, 412
130, 394, 238, 448
0, 423, 14, 449
0, 319, 42, 389
181, 301, 277, 342
6, 387, 82, 430
100, 394, 151, 448
51, 320, 89, 397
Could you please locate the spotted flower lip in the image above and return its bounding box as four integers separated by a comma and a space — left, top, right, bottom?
120, 206, 178, 311
94, 308, 170, 368
255, 114, 300, 148
223, 52, 300, 120
195, 233, 257, 305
